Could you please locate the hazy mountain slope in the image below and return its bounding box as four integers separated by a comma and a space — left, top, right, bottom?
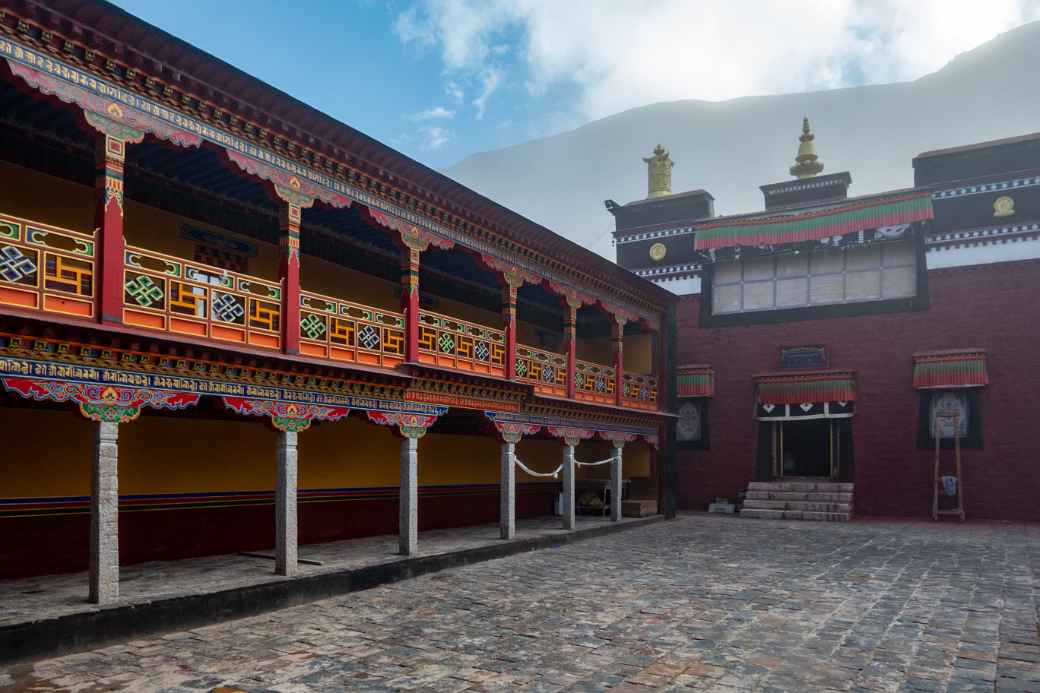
443, 22, 1040, 258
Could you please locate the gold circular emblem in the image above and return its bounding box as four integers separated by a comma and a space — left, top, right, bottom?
649, 242, 667, 262
993, 195, 1015, 218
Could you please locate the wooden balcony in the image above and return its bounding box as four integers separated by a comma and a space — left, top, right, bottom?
0, 211, 661, 412
417, 309, 506, 377
298, 290, 405, 368
122, 246, 282, 350
574, 359, 616, 405
514, 344, 567, 397
621, 371, 659, 410
0, 213, 96, 319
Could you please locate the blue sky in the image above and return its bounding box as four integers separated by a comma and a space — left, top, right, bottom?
110, 1, 1039, 171
110, 0, 540, 169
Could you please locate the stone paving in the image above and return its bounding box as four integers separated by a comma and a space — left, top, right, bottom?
2, 514, 1039, 692
0, 515, 642, 628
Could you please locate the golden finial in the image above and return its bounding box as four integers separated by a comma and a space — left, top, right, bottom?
643, 144, 674, 198
789, 117, 824, 179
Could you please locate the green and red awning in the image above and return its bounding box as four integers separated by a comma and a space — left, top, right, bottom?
755, 370, 857, 405
913, 350, 988, 389
677, 365, 714, 397
694, 192, 934, 251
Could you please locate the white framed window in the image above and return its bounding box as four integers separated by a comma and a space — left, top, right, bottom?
711, 240, 916, 315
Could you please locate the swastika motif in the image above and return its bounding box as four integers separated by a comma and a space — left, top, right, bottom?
211, 292, 245, 323
0, 246, 37, 283
474, 341, 490, 362
124, 274, 164, 307
358, 324, 381, 350
300, 313, 326, 340
439, 333, 456, 354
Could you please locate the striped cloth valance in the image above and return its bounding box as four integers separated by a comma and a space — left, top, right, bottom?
694, 193, 934, 250
677, 365, 714, 397
755, 370, 857, 405
913, 350, 988, 389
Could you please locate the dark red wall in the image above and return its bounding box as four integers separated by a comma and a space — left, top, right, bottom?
0, 488, 557, 579
677, 259, 1040, 521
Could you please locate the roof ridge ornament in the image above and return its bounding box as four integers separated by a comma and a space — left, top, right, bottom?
789, 116, 824, 179
643, 144, 674, 199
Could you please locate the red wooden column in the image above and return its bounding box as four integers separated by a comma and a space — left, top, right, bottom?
613, 315, 627, 407
400, 244, 423, 363
94, 134, 132, 325
563, 300, 579, 399
279, 202, 303, 355
503, 281, 519, 380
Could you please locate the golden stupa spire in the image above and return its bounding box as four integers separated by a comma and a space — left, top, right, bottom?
643, 145, 674, 198
789, 116, 824, 179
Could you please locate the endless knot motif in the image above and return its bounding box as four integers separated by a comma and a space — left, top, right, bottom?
438, 333, 455, 354
515, 359, 528, 377
542, 365, 555, 382
300, 313, 326, 340
124, 275, 164, 307
474, 341, 490, 362
211, 292, 245, 323
0, 246, 37, 283
358, 324, 381, 350
575, 372, 586, 389
595, 376, 606, 393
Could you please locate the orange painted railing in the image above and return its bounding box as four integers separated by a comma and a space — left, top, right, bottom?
0, 213, 96, 319
122, 245, 282, 350
514, 343, 568, 397
299, 289, 405, 368
417, 309, 506, 377
574, 358, 616, 405
621, 371, 658, 410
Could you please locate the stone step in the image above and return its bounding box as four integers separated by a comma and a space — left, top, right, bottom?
747, 481, 854, 493
740, 508, 852, 522
742, 499, 853, 513
744, 490, 854, 503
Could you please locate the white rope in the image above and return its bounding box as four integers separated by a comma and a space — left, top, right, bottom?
514, 457, 563, 479
574, 456, 617, 467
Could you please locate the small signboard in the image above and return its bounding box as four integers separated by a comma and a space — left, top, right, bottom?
780, 345, 827, 369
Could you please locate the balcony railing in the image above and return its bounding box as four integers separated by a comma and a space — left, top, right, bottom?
574, 359, 616, 405
621, 371, 658, 410
0, 213, 96, 319
417, 309, 506, 376
299, 290, 405, 368
514, 344, 567, 397
1, 211, 661, 412
122, 245, 282, 350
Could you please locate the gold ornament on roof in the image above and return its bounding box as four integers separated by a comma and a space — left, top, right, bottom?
649, 242, 667, 261
993, 195, 1015, 218
789, 116, 824, 179
643, 145, 674, 199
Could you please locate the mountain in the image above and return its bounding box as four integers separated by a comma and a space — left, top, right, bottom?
443, 22, 1040, 259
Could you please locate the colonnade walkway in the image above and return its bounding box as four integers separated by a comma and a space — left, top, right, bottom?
0, 514, 660, 663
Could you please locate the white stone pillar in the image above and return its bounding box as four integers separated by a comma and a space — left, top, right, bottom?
500, 440, 516, 539
610, 443, 624, 522
275, 430, 298, 576
400, 436, 419, 555
90, 421, 119, 604
562, 441, 577, 530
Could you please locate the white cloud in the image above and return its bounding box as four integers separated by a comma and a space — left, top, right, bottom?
395, 0, 1040, 125
419, 125, 453, 149
409, 106, 456, 121
472, 68, 503, 120
445, 80, 465, 102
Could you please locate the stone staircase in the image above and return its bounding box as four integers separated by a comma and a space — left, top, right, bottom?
740, 480, 853, 521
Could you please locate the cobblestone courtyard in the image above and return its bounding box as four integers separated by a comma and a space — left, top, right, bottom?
2, 514, 1038, 692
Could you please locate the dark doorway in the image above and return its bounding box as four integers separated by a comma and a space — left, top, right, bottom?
781, 420, 831, 477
